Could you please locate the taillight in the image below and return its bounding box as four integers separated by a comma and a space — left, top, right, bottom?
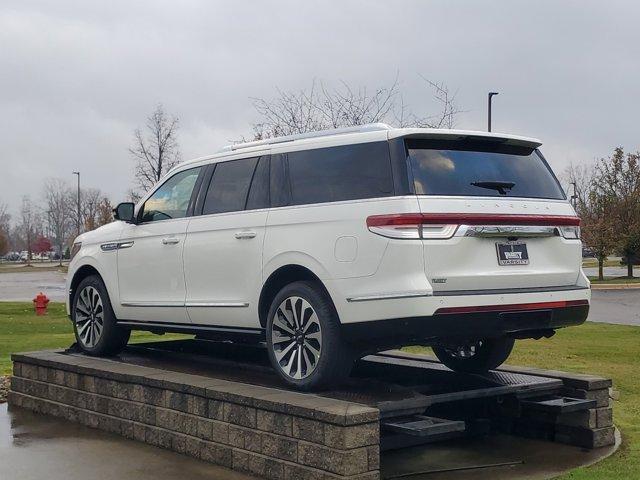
558, 225, 581, 239
366, 213, 580, 240
366, 214, 458, 239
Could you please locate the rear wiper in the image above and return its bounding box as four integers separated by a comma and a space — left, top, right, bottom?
470, 180, 515, 195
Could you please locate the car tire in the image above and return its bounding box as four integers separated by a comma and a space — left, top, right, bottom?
266, 281, 351, 391
72, 275, 130, 356
432, 337, 515, 373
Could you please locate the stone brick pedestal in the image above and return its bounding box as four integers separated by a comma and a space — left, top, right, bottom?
9, 351, 380, 480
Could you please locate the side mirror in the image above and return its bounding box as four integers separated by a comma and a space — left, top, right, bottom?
113, 202, 136, 223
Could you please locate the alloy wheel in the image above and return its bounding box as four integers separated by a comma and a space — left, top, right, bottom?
270, 296, 322, 380
74, 286, 105, 348
445, 340, 483, 359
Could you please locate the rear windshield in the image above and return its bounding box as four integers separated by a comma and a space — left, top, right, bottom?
406, 140, 565, 200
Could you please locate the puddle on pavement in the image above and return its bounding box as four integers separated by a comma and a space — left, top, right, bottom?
0, 403, 255, 480
0, 401, 617, 480
382, 433, 617, 480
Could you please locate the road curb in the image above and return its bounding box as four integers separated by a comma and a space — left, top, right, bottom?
590, 284, 640, 290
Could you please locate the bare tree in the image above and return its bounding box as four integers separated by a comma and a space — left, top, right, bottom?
0, 231, 8, 256
595, 147, 640, 278
43, 179, 73, 266
81, 187, 102, 231
19, 196, 39, 266
96, 197, 114, 227
126, 188, 142, 204
250, 76, 461, 140
564, 162, 616, 280
0, 201, 10, 253
0, 201, 9, 257
129, 104, 181, 196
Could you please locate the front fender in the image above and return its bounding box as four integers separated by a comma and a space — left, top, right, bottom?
66, 245, 119, 316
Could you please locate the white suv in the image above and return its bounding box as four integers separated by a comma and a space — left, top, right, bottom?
66, 124, 590, 390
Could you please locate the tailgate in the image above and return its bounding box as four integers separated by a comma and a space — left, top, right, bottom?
418, 197, 582, 293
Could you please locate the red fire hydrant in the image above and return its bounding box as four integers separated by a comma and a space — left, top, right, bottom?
33, 292, 50, 316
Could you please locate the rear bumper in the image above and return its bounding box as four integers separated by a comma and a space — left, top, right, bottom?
341, 301, 589, 350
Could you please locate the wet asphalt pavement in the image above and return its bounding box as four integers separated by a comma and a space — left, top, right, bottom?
0, 403, 255, 480
589, 289, 640, 326
0, 271, 67, 302
0, 402, 616, 480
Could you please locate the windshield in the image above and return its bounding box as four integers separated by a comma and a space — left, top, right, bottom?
406, 139, 566, 200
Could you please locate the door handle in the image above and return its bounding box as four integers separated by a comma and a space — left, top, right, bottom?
234, 231, 257, 240
161, 237, 180, 245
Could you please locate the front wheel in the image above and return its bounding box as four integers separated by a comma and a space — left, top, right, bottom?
266, 281, 351, 391
72, 275, 130, 356
433, 337, 515, 373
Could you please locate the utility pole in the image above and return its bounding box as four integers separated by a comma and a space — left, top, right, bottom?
488, 92, 499, 132
570, 181, 578, 210
72, 171, 81, 238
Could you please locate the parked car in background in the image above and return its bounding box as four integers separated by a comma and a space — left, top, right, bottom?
66, 124, 590, 390
3, 252, 20, 262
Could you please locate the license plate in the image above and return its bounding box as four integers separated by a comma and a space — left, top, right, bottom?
496, 241, 529, 265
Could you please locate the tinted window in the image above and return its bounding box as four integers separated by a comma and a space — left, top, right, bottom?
246, 156, 270, 210
287, 142, 394, 205
140, 167, 202, 222
407, 141, 565, 200
202, 157, 258, 215
270, 154, 290, 208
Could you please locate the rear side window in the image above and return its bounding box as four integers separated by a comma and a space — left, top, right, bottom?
286, 142, 394, 206
246, 156, 270, 210
406, 140, 565, 200
202, 157, 258, 215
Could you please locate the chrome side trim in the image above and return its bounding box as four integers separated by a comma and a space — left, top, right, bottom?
186, 302, 249, 308
433, 285, 589, 297
456, 225, 559, 238
101, 241, 135, 252
346, 291, 432, 302
120, 301, 184, 307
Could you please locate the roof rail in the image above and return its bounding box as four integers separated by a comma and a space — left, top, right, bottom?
219, 123, 393, 152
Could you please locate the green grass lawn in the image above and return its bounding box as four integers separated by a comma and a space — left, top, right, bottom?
407, 322, 640, 479
1, 302, 638, 478
581, 258, 634, 268
0, 263, 68, 273
0, 302, 185, 375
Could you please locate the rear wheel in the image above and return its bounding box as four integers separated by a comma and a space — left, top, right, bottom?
432, 337, 515, 373
266, 281, 351, 391
72, 275, 130, 356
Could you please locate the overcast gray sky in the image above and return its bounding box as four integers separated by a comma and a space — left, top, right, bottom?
2, 0, 639, 216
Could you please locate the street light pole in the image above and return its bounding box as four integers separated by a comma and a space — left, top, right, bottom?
72, 171, 81, 238
488, 92, 499, 132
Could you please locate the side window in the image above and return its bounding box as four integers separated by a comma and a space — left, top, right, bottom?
270, 153, 290, 208
202, 157, 258, 215
246, 156, 270, 210
140, 167, 202, 222
286, 142, 394, 206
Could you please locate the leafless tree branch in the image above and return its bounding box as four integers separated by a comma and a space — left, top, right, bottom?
129, 104, 181, 195
248, 75, 462, 141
